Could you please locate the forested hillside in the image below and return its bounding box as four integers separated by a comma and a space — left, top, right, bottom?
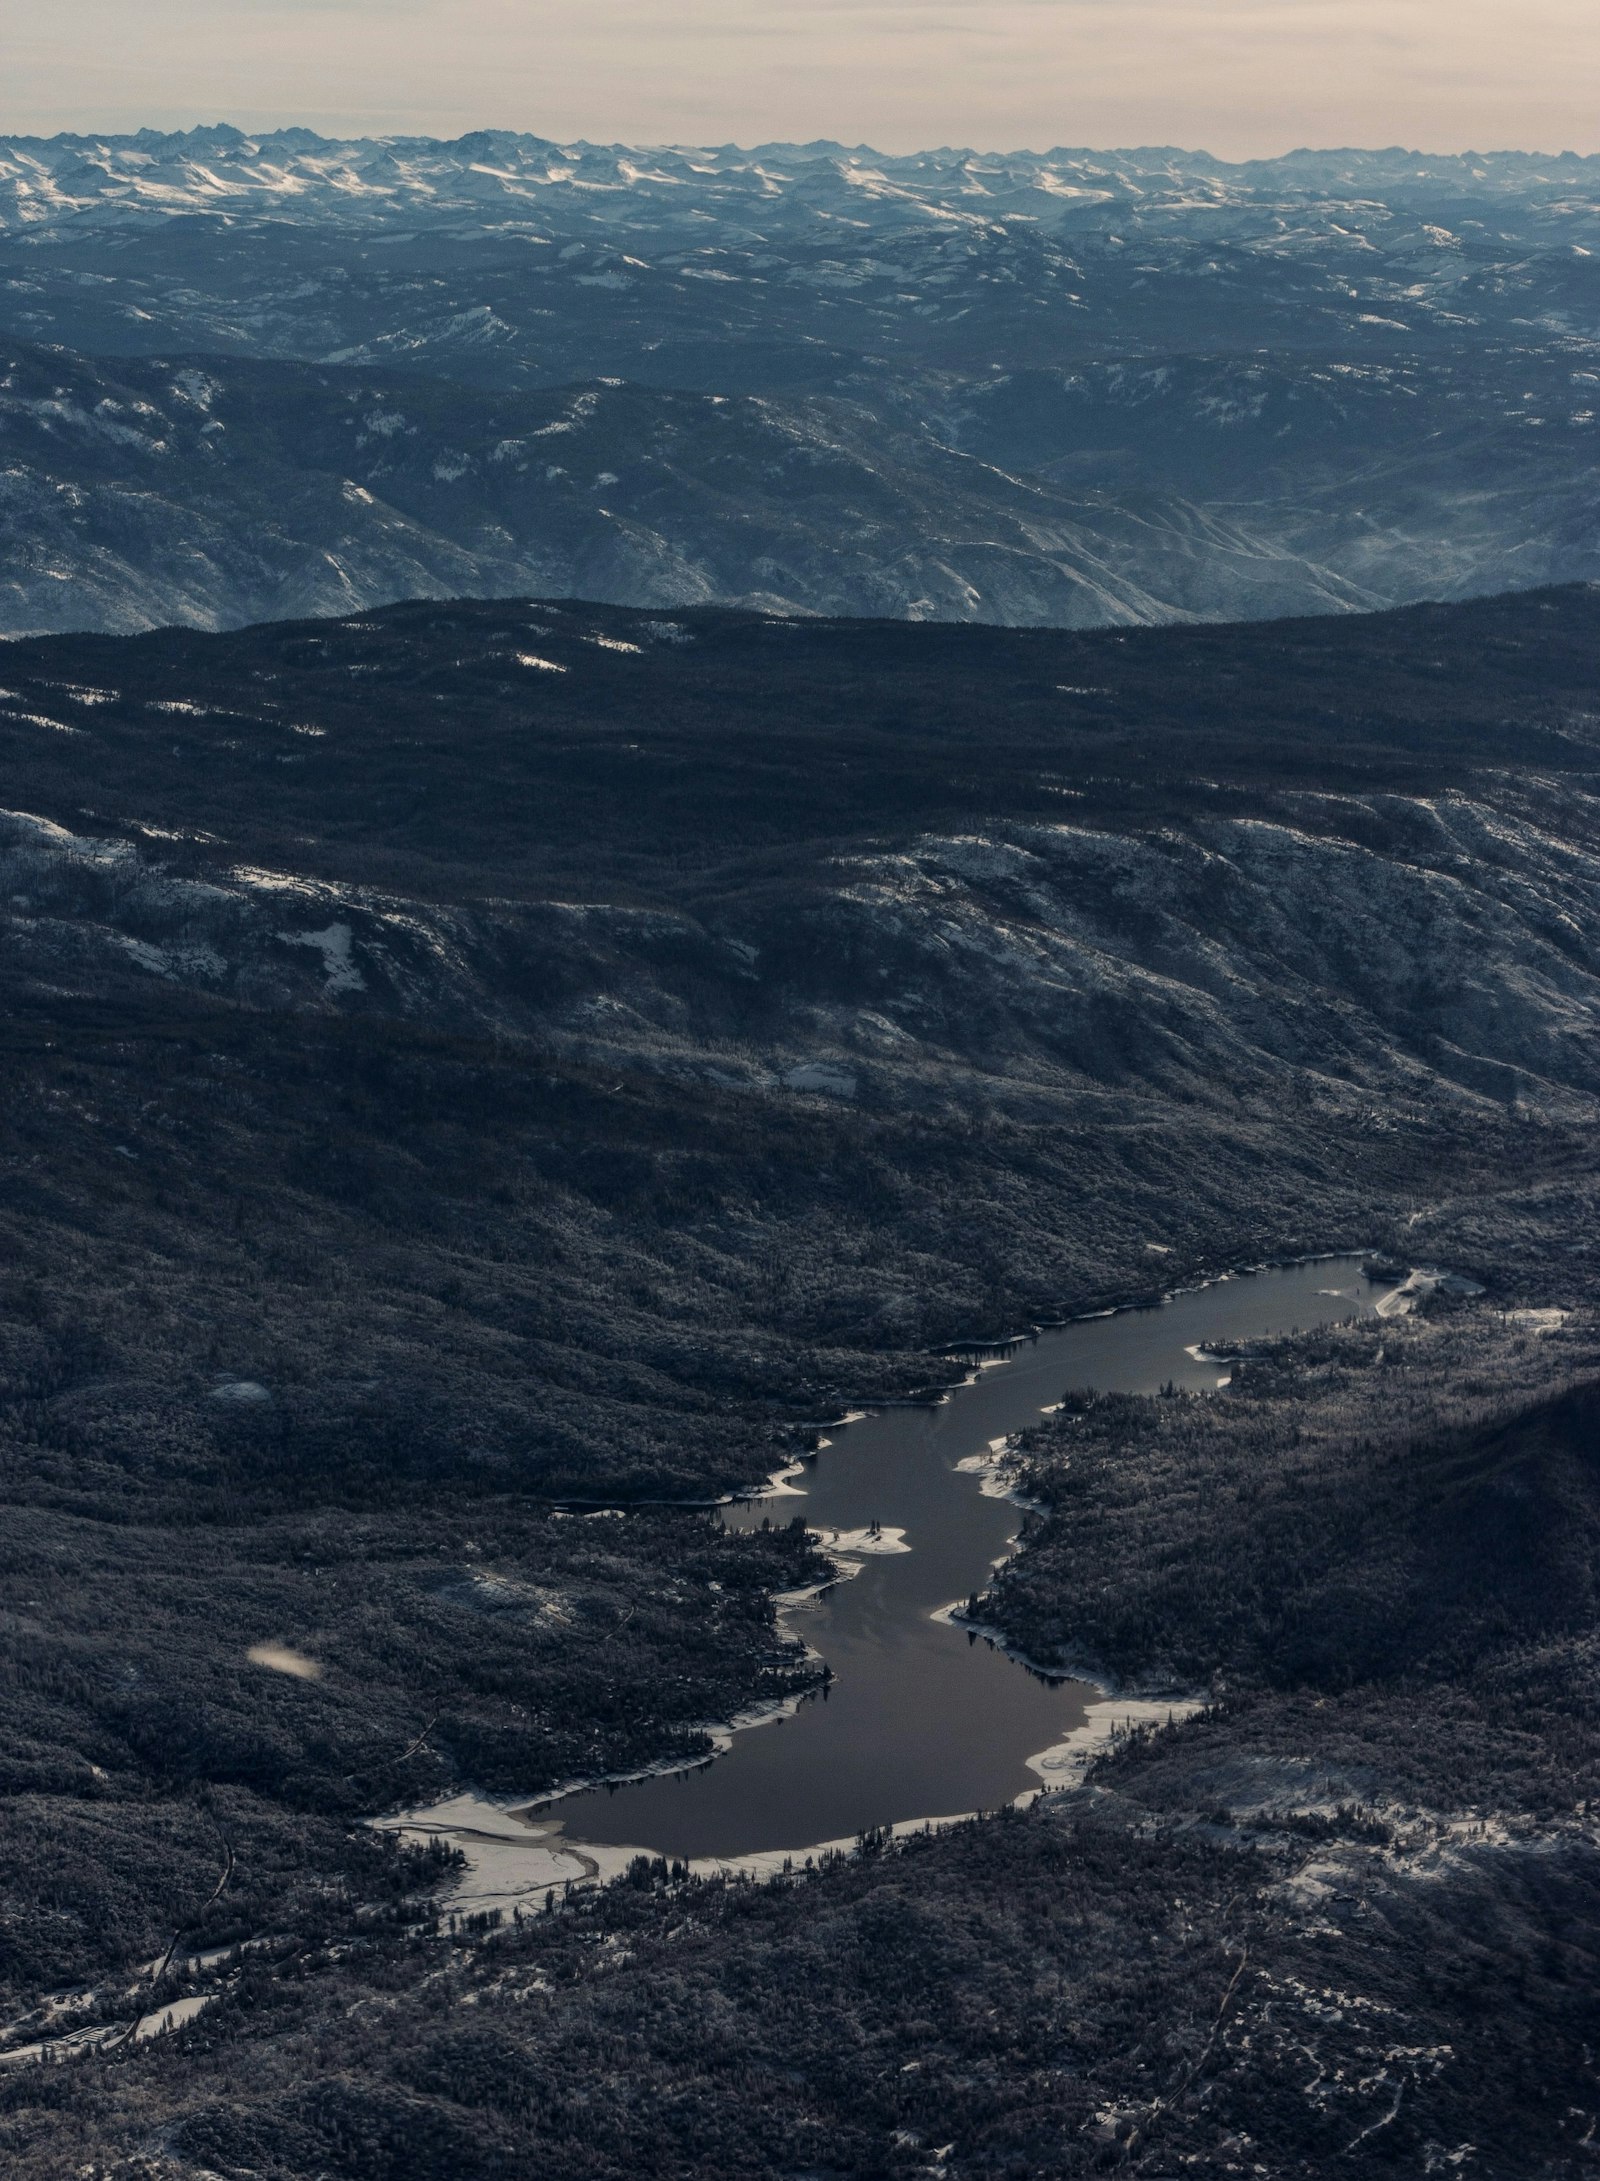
0, 584, 1598, 2172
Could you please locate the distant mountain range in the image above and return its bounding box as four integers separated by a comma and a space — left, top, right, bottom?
2, 131, 1598, 633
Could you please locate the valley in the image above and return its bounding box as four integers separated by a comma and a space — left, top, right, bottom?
0, 584, 1597, 2172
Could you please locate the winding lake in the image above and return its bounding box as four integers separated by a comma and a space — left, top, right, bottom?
538, 1256, 1380, 1863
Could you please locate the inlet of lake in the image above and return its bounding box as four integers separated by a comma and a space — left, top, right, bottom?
535, 1256, 1381, 1865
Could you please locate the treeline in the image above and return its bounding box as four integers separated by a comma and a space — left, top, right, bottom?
6, 1788, 1598, 2178
988, 1304, 1600, 1810
0, 1496, 823, 2005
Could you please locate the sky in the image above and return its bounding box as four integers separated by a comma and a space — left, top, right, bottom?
5, 0, 1598, 159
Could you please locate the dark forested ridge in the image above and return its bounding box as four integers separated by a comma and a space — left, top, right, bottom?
2, 585, 1600, 2172
5, 582, 1599, 891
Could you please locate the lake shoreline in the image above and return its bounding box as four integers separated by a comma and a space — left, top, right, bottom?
374, 1248, 1384, 1905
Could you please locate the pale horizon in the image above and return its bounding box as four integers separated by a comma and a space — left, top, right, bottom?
6, 0, 1598, 164
6, 122, 1600, 165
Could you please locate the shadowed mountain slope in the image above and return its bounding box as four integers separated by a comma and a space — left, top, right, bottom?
1, 587, 1600, 2168
0, 585, 1597, 1510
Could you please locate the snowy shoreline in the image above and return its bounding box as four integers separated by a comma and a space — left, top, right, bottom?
368, 1246, 1398, 1915
371, 1665, 1208, 1917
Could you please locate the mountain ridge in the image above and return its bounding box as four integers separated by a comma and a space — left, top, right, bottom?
4, 129, 1598, 637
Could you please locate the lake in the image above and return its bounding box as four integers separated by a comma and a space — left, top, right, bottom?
538, 1255, 1380, 1862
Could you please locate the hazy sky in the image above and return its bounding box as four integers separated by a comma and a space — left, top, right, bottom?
6, 0, 1598, 158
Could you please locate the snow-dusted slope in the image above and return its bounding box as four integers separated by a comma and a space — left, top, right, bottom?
3, 132, 1599, 635
4, 132, 1597, 384
3, 131, 1598, 246
5, 337, 1598, 638
8, 780, 1599, 1126
4, 587, 1600, 1132
4, 340, 1428, 636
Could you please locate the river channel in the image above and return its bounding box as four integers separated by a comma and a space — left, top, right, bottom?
535, 1256, 1381, 1864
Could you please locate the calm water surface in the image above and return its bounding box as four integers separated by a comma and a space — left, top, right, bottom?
541, 1257, 1379, 1860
